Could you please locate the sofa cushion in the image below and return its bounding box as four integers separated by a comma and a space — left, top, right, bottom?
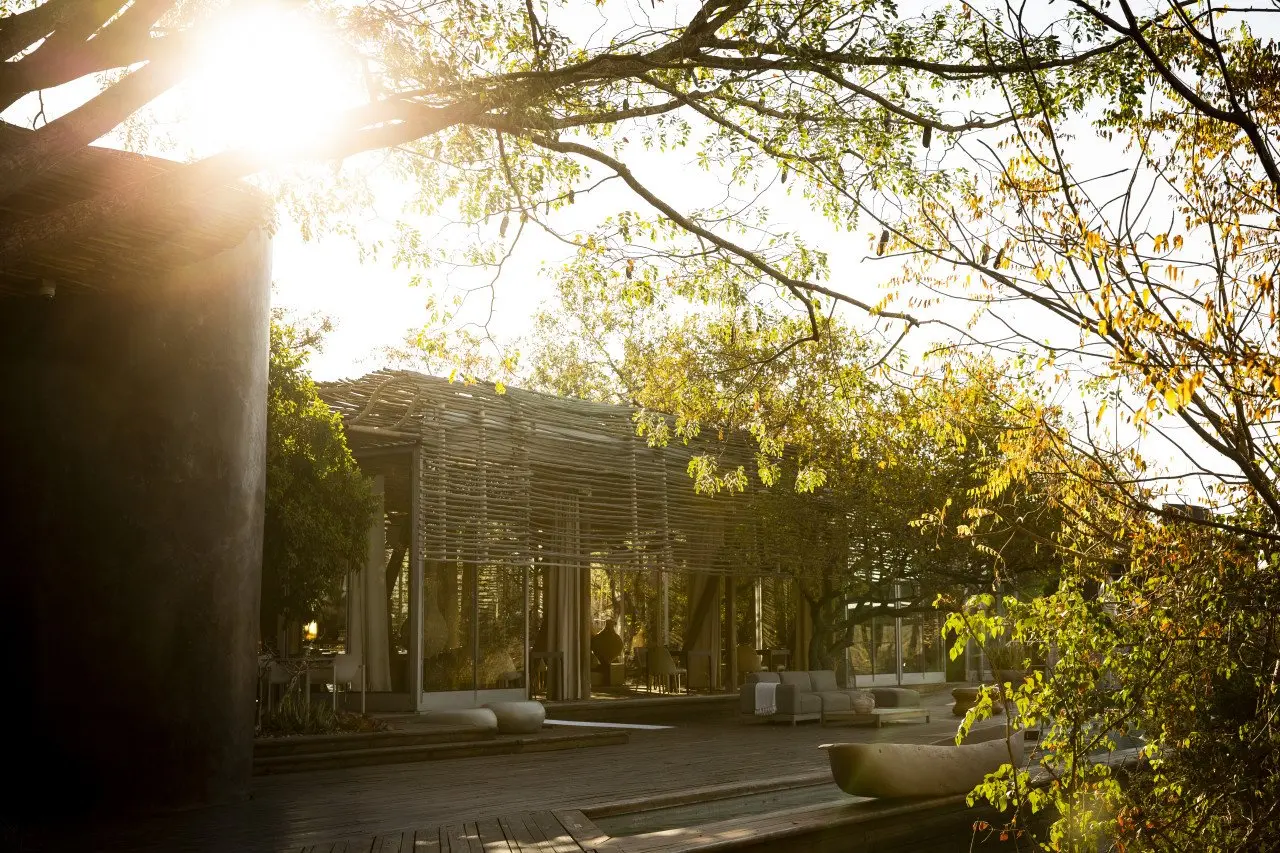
746, 671, 780, 685
779, 671, 812, 690
871, 687, 921, 708
776, 684, 822, 715
809, 670, 839, 691
795, 692, 822, 714
816, 691, 852, 712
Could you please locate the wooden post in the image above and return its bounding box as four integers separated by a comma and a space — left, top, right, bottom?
523, 562, 531, 699
754, 578, 764, 650
409, 445, 424, 708
581, 563, 592, 700
660, 571, 670, 646
726, 576, 737, 692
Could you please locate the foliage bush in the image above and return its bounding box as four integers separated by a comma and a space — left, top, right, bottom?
259, 691, 388, 738
262, 315, 375, 642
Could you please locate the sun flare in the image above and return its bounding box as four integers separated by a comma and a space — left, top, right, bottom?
184, 6, 362, 156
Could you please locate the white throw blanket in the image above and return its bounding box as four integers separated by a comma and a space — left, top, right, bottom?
753, 681, 778, 716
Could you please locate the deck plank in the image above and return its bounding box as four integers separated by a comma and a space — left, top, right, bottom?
475, 817, 511, 852
441, 823, 468, 853
526, 810, 583, 853
411, 827, 443, 851
462, 821, 485, 853
524, 811, 560, 853
553, 810, 607, 852
497, 814, 537, 853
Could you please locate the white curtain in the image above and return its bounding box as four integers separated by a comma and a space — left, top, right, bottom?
349, 475, 392, 691
546, 496, 588, 700
685, 572, 722, 690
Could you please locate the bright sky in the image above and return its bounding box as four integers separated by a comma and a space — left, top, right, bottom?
0, 0, 1236, 501
2, 0, 907, 380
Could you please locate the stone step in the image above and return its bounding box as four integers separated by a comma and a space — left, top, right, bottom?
252, 729, 628, 775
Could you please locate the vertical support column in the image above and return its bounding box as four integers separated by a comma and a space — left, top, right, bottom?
523, 563, 531, 700
894, 583, 904, 686
1, 228, 271, 816
475, 406, 487, 704
409, 445, 425, 708
660, 571, 670, 645
629, 440, 639, 654
364, 477, 392, 691
658, 445, 671, 647
473, 573, 481, 705
580, 563, 592, 700
754, 578, 764, 650
517, 408, 533, 700
726, 578, 737, 692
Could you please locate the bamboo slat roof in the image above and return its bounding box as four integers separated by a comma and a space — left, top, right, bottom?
0, 122, 271, 297
320, 370, 771, 576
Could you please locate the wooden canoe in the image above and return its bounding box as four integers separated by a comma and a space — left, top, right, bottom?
820, 729, 1024, 799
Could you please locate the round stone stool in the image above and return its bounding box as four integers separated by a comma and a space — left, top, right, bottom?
428, 707, 499, 732
484, 700, 546, 734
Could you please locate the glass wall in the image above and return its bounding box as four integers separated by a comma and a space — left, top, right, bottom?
848, 621, 873, 679
419, 559, 529, 695
759, 575, 793, 651
477, 564, 525, 689
422, 559, 472, 692
845, 611, 947, 685
901, 612, 945, 676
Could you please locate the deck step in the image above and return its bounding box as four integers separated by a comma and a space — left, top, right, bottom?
254, 726, 491, 759
254, 730, 629, 775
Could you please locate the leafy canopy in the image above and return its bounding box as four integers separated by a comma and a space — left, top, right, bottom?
9, 1, 1280, 848
262, 315, 373, 640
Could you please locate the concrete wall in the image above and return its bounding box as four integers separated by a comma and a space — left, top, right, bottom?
0, 229, 271, 817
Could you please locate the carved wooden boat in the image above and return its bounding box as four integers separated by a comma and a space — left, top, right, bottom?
820, 729, 1024, 799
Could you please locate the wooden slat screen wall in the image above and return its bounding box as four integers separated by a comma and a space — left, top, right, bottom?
320, 371, 821, 580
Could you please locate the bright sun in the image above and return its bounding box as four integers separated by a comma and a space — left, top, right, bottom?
184, 5, 362, 157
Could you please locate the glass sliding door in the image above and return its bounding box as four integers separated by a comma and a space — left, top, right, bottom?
477, 564, 525, 690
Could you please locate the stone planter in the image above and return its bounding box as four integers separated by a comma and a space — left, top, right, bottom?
822, 730, 1025, 798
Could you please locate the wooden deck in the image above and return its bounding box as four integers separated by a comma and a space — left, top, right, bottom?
31, 690, 978, 852
284, 809, 607, 852
281, 793, 1018, 853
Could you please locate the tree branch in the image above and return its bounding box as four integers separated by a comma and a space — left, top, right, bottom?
0, 99, 481, 263
518, 131, 922, 328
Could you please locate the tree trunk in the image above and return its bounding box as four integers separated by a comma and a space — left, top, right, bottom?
807, 595, 844, 671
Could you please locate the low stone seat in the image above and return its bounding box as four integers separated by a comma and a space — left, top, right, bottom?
427, 707, 498, 732
870, 687, 921, 708
483, 700, 545, 734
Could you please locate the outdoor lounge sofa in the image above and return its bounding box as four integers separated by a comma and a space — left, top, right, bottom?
739, 670, 897, 724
